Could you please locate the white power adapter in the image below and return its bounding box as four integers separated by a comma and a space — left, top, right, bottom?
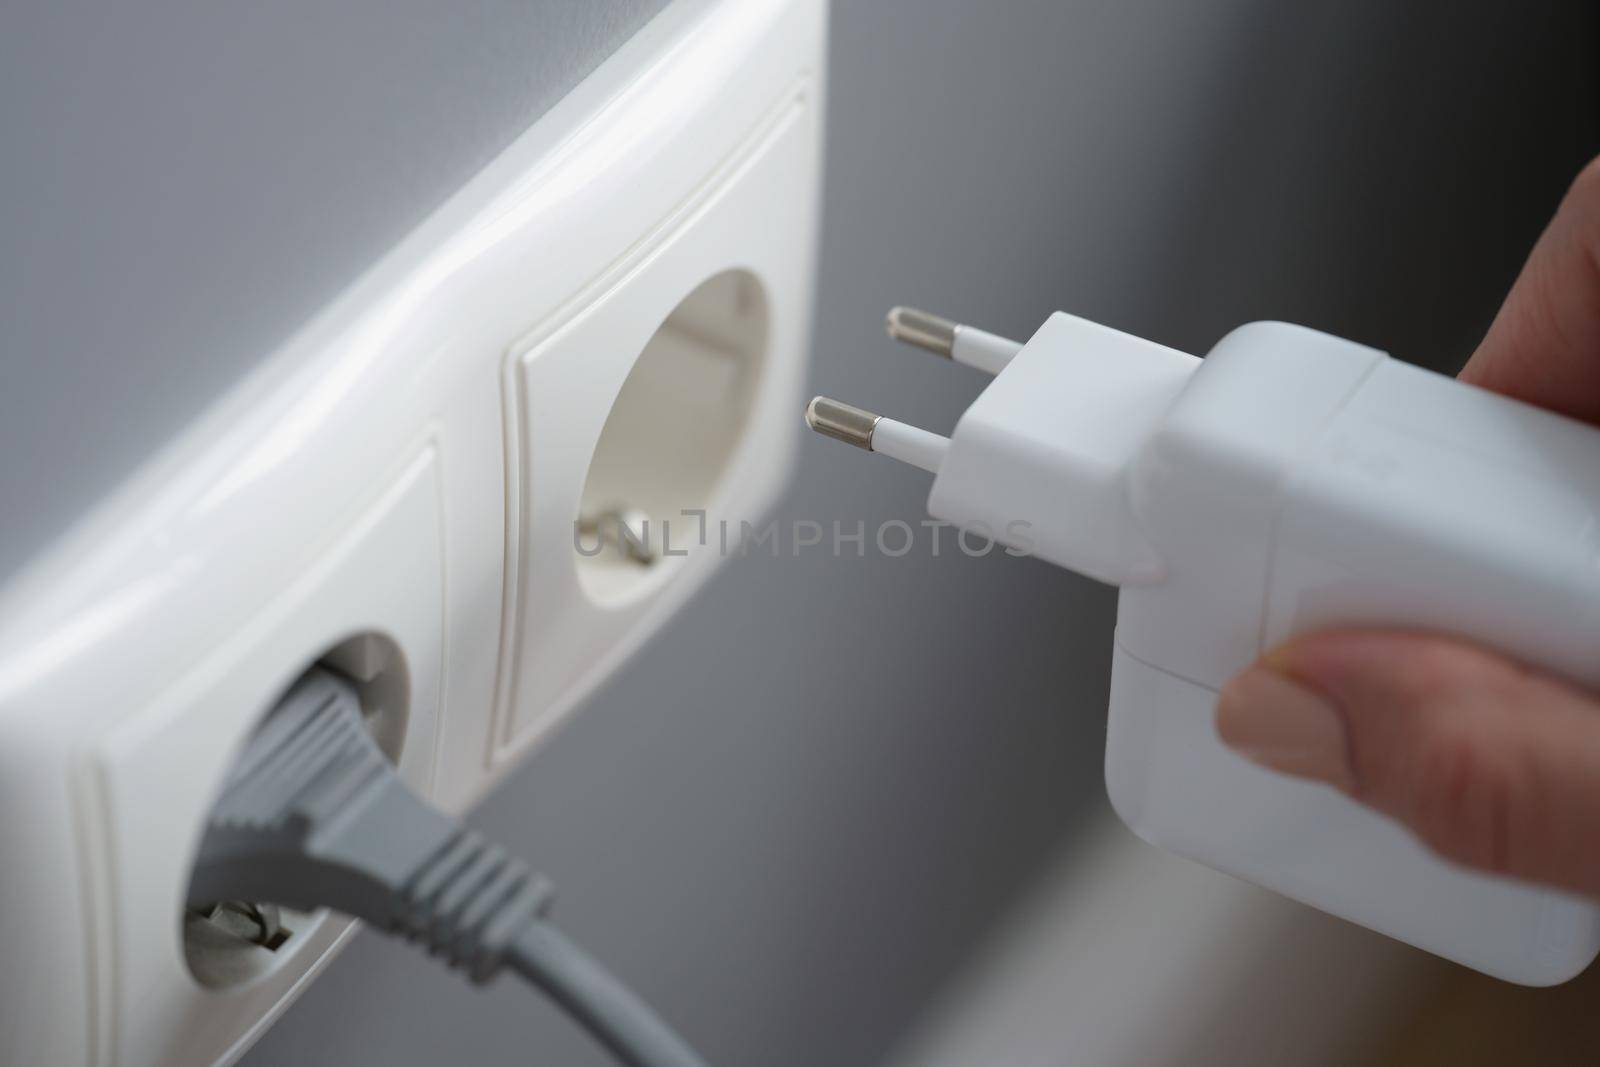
808, 306, 1600, 986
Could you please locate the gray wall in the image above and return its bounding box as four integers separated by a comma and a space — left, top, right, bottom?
5, 2, 1594, 1066
0, 0, 670, 584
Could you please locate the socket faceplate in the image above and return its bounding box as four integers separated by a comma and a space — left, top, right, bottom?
0, 1, 825, 1063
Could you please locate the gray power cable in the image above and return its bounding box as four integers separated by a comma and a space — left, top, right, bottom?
188, 668, 708, 1067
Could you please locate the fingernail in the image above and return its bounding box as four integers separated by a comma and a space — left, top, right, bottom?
1216, 666, 1354, 790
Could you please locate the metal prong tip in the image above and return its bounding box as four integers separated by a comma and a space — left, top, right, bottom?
805, 396, 880, 450
886, 306, 957, 358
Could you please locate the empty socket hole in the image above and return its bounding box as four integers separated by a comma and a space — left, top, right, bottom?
576, 269, 769, 606
182, 632, 409, 990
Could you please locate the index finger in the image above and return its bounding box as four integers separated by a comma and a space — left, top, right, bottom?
1461, 158, 1600, 424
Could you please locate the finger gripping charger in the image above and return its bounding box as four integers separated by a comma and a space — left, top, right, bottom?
809, 306, 1600, 985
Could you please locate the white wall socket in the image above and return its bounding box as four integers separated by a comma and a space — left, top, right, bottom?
0, 0, 825, 1063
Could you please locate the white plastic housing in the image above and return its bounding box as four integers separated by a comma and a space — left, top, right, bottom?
930, 313, 1198, 585
0, 1, 825, 1064
932, 316, 1600, 985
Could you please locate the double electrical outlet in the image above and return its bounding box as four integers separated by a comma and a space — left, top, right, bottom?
0, 1, 825, 1063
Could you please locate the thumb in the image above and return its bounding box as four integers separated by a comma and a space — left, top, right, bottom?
1217, 631, 1600, 898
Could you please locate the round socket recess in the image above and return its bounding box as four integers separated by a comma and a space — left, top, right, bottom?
576, 269, 769, 606
181, 632, 410, 990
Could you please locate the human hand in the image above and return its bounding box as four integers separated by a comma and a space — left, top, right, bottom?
1216, 159, 1600, 898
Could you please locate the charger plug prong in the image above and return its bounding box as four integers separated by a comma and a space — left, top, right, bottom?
805, 396, 949, 474
805, 396, 878, 449
886, 306, 957, 359
885, 305, 1024, 375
